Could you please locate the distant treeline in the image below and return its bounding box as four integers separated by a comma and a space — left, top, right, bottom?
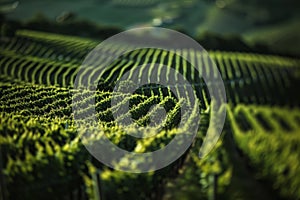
0, 12, 298, 58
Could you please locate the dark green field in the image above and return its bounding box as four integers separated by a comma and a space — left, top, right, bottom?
0, 1, 300, 200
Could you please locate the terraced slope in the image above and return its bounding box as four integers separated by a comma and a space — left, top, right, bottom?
1, 30, 299, 106
0, 30, 299, 200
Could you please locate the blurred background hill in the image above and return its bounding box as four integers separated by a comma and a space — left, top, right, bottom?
1, 0, 299, 56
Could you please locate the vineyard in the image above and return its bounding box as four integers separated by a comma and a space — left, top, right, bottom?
0, 29, 300, 200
